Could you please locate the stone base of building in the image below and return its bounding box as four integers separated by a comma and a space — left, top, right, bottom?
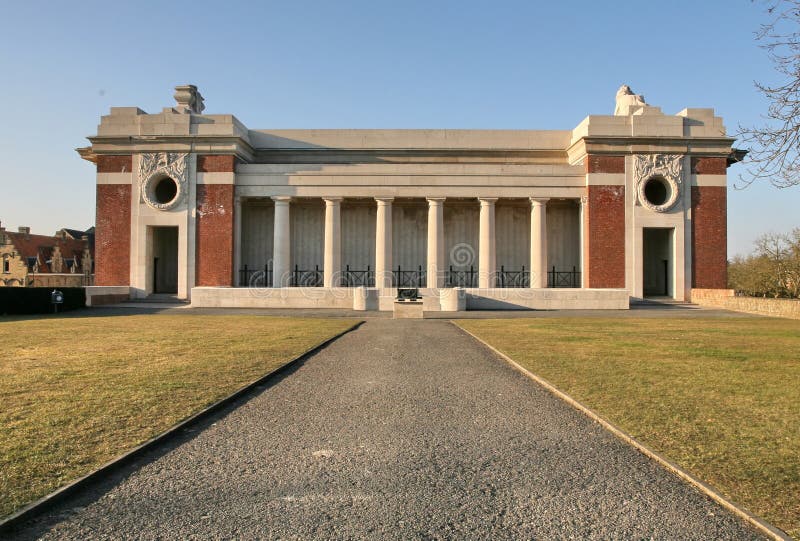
85, 286, 131, 306
464, 288, 629, 310
190, 287, 629, 311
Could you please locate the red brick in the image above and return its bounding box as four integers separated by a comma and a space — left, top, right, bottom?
95, 184, 131, 285
584, 185, 626, 288
96, 155, 132, 173
195, 184, 234, 286
691, 157, 727, 175
197, 155, 237, 173
692, 186, 727, 288
586, 155, 625, 174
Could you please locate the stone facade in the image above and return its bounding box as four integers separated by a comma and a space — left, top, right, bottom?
78, 85, 739, 310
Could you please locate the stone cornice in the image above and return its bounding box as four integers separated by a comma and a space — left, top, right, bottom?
83, 135, 256, 162
566, 135, 737, 165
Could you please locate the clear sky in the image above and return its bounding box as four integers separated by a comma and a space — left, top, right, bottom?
0, 0, 797, 257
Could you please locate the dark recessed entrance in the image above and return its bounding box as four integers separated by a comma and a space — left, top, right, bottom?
643, 228, 673, 298
152, 226, 178, 294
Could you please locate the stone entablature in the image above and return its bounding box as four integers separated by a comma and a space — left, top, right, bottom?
78, 85, 739, 308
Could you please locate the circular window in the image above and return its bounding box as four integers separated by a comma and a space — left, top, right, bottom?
143, 175, 182, 210
153, 177, 178, 204
638, 174, 679, 212
644, 176, 669, 206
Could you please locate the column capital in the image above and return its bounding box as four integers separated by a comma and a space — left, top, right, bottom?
323, 196, 343, 205
530, 197, 550, 206
426, 197, 446, 204
478, 197, 498, 206
271, 196, 292, 204
375, 196, 394, 204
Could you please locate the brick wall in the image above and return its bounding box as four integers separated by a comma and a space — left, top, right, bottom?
691, 186, 727, 289
586, 155, 625, 174
197, 155, 237, 173
691, 157, 727, 175
196, 184, 234, 286
96, 155, 133, 173
584, 185, 626, 288
95, 184, 131, 285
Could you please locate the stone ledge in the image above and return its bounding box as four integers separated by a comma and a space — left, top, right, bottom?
85, 286, 131, 307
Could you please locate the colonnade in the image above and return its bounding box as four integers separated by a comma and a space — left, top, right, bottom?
260, 196, 551, 289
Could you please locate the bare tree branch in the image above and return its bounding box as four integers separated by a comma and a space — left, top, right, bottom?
737, 0, 800, 188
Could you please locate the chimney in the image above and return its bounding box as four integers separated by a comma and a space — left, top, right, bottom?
18, 226, 30, 236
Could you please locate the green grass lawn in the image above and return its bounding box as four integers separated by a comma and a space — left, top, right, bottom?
0, 314, 358, 519
457, 317, 800, 539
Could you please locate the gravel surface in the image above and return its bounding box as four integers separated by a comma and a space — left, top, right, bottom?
10, 319, 763, 540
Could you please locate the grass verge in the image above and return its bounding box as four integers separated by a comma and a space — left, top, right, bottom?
0, 313, 357, 519
456, 317, 800, 539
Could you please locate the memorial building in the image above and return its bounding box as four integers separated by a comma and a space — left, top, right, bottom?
80, 85, 738, 310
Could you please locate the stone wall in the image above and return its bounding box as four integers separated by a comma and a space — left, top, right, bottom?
691, 288, 800, 319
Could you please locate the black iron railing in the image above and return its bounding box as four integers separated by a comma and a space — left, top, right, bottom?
239, 264, 273, 287
547, 266, 581, 288
393, 265, 426, 287
497, 265, 530, 288
342, 265, 374, 287
447, 265, 477, 288
291, 265, 323, 287
236, 262, 581, 289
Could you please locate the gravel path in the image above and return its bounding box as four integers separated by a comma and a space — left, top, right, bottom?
12, 319, 762, 540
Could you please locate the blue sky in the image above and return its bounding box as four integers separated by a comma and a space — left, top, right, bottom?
0, 0, 797, 257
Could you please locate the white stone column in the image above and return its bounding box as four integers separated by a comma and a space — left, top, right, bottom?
579, 196, 587, 288
375, 197, 393, 289
272, 196, 291, 287
478, 197, 497, 288
323, 197, 342, 287
426, 197, 445, 288
233, 195, 242, 286
530, 197, 549, 288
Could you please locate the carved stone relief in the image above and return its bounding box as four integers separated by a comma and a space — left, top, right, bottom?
138, 152, 189, 211
633, 154, 684, 212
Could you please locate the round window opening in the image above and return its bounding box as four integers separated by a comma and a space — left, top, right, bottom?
643, 176, 670, 207
153, 177, 178, 205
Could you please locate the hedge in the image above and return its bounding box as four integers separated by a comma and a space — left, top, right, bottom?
0, 287, 86, 315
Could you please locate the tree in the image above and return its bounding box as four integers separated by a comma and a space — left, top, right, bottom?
728, 228, 800, 297
737, 1, 800, 188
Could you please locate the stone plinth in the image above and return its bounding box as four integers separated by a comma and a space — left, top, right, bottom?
440, 287, 466, 311
393, 300, 424, 319
353, 287, 379, 311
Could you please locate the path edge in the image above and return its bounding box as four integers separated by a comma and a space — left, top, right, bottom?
452, 321, 791, 541
0, 319, 364, 535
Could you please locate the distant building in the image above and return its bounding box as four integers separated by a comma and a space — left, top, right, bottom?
0, 223, 94, 287
78, 85, 739, 310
